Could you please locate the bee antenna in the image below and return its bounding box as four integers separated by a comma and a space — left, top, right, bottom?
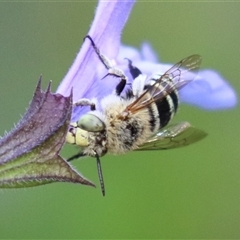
96, 155, 105, 196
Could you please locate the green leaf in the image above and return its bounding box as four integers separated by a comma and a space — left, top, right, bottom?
0, 77, 95, 188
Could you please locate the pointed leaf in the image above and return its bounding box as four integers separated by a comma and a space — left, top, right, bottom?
0, 77, 95, 188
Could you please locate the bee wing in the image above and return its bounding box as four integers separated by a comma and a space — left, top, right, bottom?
137, 122, 207, 150
126, 55, 202, 113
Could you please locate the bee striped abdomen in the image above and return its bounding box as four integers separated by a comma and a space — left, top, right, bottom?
156, 90, 178, 128
145, 80, 179, 129
146, 104, 158, 132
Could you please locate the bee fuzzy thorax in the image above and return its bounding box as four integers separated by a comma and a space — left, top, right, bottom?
107, 110, 152, 154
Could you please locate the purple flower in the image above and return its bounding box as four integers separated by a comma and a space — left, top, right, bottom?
57, 0, 237, 122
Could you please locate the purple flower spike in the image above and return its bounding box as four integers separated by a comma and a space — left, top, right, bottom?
57, 0, 237, 122
57, 0, 135, 122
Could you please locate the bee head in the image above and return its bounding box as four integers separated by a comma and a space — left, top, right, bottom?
77, 113, 105, 132
66, 123, 89, 147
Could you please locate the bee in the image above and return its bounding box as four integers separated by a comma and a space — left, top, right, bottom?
66, 36, 207, 196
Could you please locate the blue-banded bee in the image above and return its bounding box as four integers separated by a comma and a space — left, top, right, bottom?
66, 36, 206, 196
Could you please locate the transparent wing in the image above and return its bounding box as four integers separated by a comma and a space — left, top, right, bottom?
126, 55, 202, 113
137, 122, 207, 150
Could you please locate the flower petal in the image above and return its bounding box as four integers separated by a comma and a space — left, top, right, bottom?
179, 69, 238, 110
117, 45, 142, 63
140, 42, 159, 62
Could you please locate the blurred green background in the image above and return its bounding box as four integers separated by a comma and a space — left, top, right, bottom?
0, 1, 240, 239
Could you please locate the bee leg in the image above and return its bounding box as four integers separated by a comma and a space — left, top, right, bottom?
67, 152, 86, 162
84, 35, 113, 71
125, 58, 142, 79
84, 35, 127, 96
102, 68, 127, 96
73, 98, 96, 111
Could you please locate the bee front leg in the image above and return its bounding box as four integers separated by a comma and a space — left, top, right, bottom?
73, 98, 96, 111
103, 67, 127, 96
67, 152, 86, 162
84, 35, 127, 96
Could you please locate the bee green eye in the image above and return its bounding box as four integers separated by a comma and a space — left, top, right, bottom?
77, 114, 105, 132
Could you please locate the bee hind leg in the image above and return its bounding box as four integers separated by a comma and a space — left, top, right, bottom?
84, 35, 127, 96
125, 58, 142, 79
